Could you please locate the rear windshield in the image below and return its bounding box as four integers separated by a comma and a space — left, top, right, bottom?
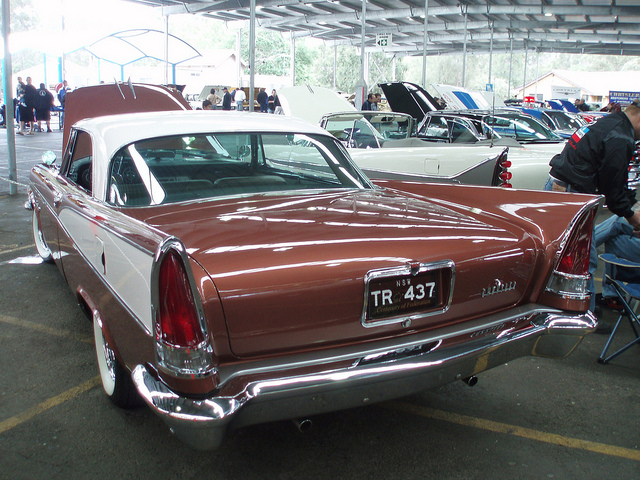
107, 132, 371, 206
482, 114, 562, 142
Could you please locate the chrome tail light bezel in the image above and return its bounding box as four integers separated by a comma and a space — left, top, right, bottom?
492, 147, 513, 188
544, 201, 599, 301
151, 237, 216, 379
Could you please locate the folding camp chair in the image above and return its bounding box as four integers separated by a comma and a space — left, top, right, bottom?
597, 253, 640, 364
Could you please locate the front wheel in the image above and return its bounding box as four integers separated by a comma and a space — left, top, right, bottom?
32, 208, 53, 263
93, 314, 141, 408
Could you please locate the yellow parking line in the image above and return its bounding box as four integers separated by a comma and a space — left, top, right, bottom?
0, 315, 93, 344
0, 244, 33, 256
0, 376, 101, 435
385, 401, 640, 461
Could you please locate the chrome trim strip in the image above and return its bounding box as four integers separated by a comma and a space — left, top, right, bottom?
150, 237, 217, 378
550, 197, 601, 270
31, 180, 158, 336
55, 212, 154, 336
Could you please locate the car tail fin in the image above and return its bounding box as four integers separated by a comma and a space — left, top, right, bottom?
493, 148, 512, 187
544, 207, 596, 303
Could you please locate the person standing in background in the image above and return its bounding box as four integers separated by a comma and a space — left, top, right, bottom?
35, 83, 54, 132
257, 88, 268, 113
222, 87, 232, 111
234, 87, 246, 111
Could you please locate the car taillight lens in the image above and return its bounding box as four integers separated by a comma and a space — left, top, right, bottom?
154, 246, 215, 377
493, 150, 513, 188
556, 218, 592, 276
545, 209, 596, 300
158, 250, 204, 347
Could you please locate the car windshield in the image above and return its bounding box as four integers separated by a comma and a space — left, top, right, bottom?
546, 111, 587, 131
107, 132, 371, 206
417, 116, 481, 143
482, 114, 562, 142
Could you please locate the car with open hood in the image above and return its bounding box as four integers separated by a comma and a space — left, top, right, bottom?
318, 110, 511, 187
380, 81, 568, 190
278, 86, 511, 188
27, 82, 598, 450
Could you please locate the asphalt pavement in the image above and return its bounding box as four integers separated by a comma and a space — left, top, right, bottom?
1, 125, 639, 479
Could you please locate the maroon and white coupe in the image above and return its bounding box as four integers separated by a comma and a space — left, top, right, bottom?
27, 83, 598, 450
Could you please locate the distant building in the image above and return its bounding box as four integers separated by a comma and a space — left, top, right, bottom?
514, 69, 640, 105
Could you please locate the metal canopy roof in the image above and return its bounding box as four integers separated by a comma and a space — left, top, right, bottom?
126, 1, 640, 57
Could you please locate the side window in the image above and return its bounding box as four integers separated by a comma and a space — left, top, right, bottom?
64, 130, 93, 194
421, 117, 449, 141
450, 121, 478, 143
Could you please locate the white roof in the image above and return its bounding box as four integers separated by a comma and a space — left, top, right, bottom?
77, 110, 329, 147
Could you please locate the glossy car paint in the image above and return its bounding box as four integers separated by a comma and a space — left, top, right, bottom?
348, 142, 506, 185
279, 89, 507, 187
123, 183, 596, 358
28, 83, 600, 450
380, 82, 569, 189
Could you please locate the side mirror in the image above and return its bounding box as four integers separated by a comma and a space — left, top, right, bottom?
42, 151, 57, 166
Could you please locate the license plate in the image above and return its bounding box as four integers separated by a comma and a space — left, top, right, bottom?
362, 261, 453, 326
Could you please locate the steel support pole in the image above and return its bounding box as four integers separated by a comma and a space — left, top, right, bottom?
535, 47, 539, 100
508, 37, 513, 98
249, 0, 256, 111
333, 45, 337, 90
488, 21, 494, 86
164, 14, 169, 85
522, 41, 528, 99
421, 0, 429, 89
354, 0, 367, 109
461, 7, 468, 88
290, 32, 295, 87
360, 0, 366, 82
2, 0, 17, 195
236, 30, 242, 88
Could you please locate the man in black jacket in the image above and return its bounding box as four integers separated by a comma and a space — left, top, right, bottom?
545, 99, 640, 315
546, 99, 640, 221
221, 88, 232, 111
35, 83, 54, 132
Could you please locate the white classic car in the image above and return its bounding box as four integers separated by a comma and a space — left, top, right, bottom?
318, 110, 511, 187
278, 86, 511, 187
380, 82, 567, 190
27, 82, 598, 450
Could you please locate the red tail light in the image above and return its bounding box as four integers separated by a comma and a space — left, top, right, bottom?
153, 242, 215, 378
157, 250, 204, 347
493, 149, 513, 188
544, 208, 596, 301
555, 211, 594, 276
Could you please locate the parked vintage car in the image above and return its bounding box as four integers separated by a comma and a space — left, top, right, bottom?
318, 110, 511, 187
278, 87, 511, 187
28, 83, 598, 450
517, 107, 588, 138
380, 82, 567, 190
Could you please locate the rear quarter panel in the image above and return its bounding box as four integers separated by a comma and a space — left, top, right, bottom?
372, 180, 600, 299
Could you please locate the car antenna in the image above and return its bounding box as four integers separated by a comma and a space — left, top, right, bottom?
114, 78, 125, 99
128, 78, 137, 99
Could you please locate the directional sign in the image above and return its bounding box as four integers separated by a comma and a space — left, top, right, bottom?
376, 33, 392, 47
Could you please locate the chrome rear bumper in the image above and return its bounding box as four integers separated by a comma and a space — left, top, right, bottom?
132, 306, 595, 450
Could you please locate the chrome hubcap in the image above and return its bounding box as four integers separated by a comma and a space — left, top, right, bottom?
102, 339, 117, 383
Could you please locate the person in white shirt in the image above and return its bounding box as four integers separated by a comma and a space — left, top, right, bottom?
234, 88, 246, 111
